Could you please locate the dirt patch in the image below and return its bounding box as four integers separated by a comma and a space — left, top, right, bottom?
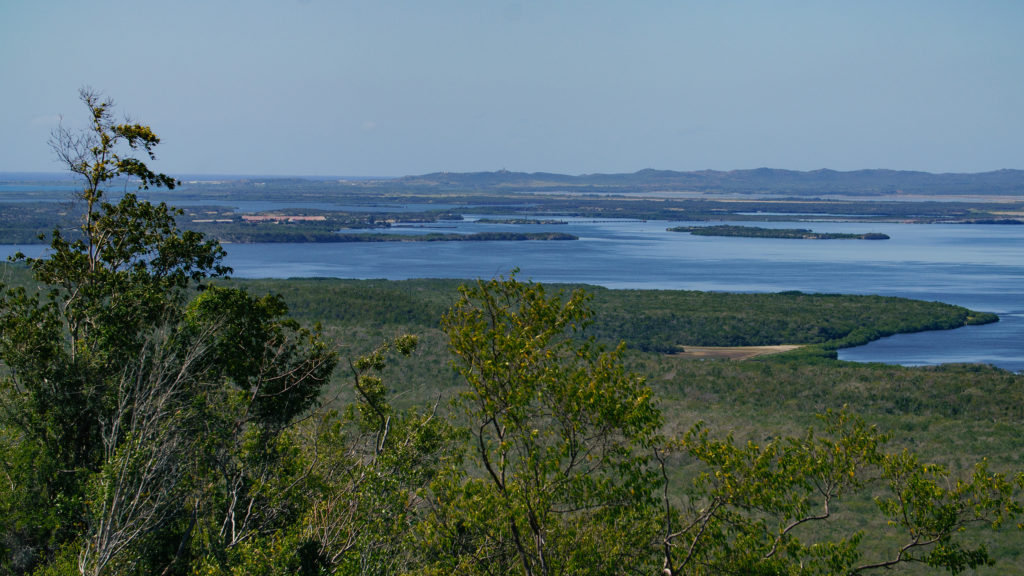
670, 345, 803, 361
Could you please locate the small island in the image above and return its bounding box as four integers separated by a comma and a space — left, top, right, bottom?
215, 231, 579, 243
475, 218, 569, 225
333, 231, 578, 242
177, 210, 577, 244
668, 225, 889, 240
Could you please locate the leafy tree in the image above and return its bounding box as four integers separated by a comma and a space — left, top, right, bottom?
194, 334, 458, 576
3, 89, 1020, 576
430, 274, 663, 576
0, 89, 335, 576
661, 409, 1024, 575
303, 335, 456, 575
0, 88, 228, 574
427, 275, 1021, 576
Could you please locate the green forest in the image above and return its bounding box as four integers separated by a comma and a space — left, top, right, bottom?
1, 92, 1022, 576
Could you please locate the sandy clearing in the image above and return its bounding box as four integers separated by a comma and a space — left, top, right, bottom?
670, 345, 803, 361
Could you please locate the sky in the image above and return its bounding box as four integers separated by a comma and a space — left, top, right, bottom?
1, 1, 1022, 177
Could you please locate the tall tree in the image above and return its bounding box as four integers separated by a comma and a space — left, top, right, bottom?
0, 89, 336, 576
431, 274, 663, 576
0, 88, 229, 574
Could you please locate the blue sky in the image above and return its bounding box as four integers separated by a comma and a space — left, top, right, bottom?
2, 1, 1022, 177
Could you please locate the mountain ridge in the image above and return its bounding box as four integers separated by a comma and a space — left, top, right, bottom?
6, 168, 1023, 197
395, 167, 1024, 196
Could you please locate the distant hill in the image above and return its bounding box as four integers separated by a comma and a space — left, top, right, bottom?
7, 168, 1023, 198
394, 168, 1024, 197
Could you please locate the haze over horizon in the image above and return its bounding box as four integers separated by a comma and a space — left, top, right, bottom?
2, 1, 1022, 177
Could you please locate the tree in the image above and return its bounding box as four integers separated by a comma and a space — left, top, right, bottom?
4, 89, 1020, 576
0, 88, 229, 574
0, 89, 336, 576
171, 285, 336, 573
659, 409, 1023, 575
427, 275, 1022, 576
430, 274, 663, 576
76, 327, 207, 576
300, 335, 456, 576
190, 334, 458, 576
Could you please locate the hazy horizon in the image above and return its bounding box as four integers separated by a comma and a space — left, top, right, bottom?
3, 1, 1023, 177
4, 166, 1024, 184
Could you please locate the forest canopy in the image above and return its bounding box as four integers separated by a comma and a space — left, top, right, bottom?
0, 90, 1021, 576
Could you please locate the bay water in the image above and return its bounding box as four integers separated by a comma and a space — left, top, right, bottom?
3, 216, 1022, 372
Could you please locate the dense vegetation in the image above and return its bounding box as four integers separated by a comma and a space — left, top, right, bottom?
0, 201, 78, 243
670, 225, 890, 240
229, 277, 997, 355
229, 276, 1024, 573
1, 91, 1022, 575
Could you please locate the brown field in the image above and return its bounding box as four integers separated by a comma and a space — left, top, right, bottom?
670, 345, 803, 361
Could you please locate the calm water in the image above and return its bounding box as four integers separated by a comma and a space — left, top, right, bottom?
4, 218, 1022, 372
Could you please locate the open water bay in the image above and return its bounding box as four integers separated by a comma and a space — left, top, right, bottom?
5, 217, 1023, 371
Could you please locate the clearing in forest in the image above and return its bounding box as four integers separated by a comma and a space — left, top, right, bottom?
672, 345, 803, 361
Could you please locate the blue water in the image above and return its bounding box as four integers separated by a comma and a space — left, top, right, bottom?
4, 218, 1022, 372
